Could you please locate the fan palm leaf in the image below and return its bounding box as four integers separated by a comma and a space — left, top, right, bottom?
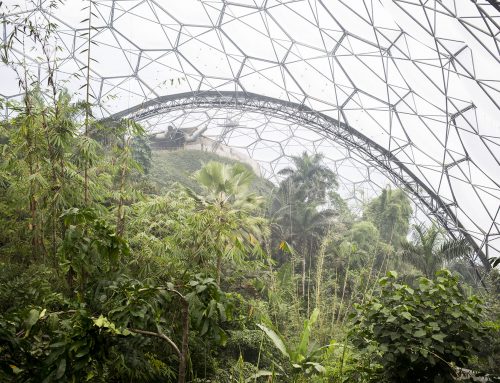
401, 224, 471, 278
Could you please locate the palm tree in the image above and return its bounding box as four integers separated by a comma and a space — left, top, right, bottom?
194, 161, 268, 284
270, 152, 339, 243
195, 161, 261, 209
401, 224, 471, 278
277, 151, 338, 204
290, 202, 335, 298
268, 152, 340, 307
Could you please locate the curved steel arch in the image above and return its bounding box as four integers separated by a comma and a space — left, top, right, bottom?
105, 90, 490, 271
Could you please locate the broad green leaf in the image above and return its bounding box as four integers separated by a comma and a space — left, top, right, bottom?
196, 284, 207, 293
309, 308, 320, 325
431, 333, 446, 342
24, 309, 40, 335
296, 308, 320, 357
257, 324, 289, 358
56, 358, 66, 379
305, 362, 326, 374
451, 311, 461, 318
387, 271, 398, 279
387, 315, 397, 323
404, 287, 414, 295
200, 319, 209, 336
25, 309, 40, 327
75, 348, 90, 358
414, 329, 426, 337
93, 315, 106, 327
121, 328, 132, 336
401, 311, 412, 320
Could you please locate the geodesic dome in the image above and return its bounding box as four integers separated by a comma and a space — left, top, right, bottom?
1, 0, 499, 269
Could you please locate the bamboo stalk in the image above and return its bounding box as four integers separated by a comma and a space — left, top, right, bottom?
83, 0, 93, 205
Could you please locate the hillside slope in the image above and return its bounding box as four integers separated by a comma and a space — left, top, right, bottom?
149, 149, 274, 196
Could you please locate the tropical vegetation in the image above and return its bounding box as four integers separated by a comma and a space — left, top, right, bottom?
0, 6, 499, 383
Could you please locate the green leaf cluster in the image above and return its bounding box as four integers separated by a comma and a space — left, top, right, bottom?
258, 308, 327, 380
350, 270, 490, 382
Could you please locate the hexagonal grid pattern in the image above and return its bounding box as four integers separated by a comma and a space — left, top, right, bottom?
1, 0, 499, 267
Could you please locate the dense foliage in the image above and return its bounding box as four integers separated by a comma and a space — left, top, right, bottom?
351, 270, 491, 382
0, 7, 499, 382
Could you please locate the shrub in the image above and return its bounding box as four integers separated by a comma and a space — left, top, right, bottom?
350, 270, 489, 382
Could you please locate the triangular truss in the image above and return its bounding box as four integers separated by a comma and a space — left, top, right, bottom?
1, 0, 499, 267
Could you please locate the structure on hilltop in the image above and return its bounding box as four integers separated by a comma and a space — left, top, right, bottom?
149, 125, 261, 176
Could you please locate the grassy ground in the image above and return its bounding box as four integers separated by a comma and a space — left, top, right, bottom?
149, 149, 274, 196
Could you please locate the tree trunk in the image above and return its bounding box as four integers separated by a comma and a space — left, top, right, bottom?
301, 242, 307, 298
83, 0, 93, 205
116, 164, 127, 236
178, 298, 190, 383
29, 192, 38, 260
42, 112, 59, 259
130, 289, 190, 383
216, 253, 222, 286
27, 140, 43, 261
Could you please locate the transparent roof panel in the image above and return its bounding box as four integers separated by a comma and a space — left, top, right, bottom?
1, 0, 499, 265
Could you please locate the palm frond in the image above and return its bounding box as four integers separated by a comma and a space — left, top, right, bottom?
439, 237, 471, 261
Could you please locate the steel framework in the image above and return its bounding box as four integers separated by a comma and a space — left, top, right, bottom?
104, 90, 491, 269
0, 0, 499, 268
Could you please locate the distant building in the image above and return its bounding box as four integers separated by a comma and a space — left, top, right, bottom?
149, 126, 261, 176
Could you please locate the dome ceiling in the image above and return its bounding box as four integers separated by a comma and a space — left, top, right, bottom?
1, 0, 499, 266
